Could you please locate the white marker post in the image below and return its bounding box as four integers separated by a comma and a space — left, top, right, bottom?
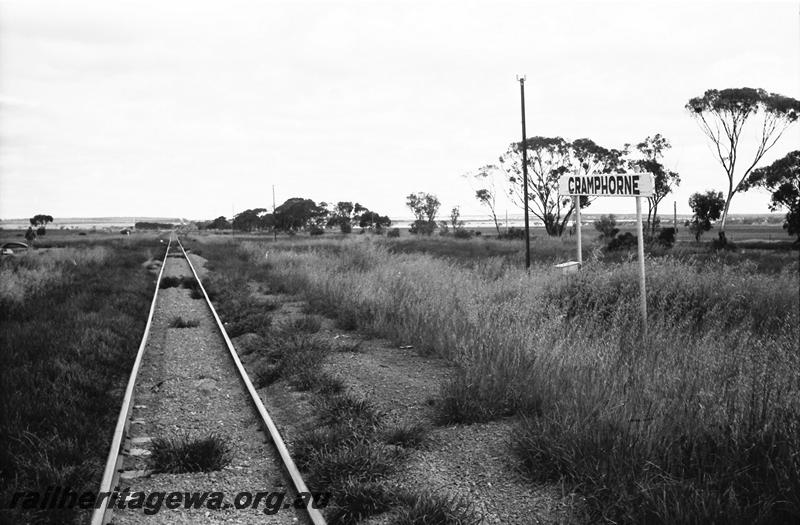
558, 172, 654, 339
574, 196, 582, 265
635, 196, 647, 339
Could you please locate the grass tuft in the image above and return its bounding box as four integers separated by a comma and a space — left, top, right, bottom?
392, 492, 482, 525
437, 367, 540, 425
151, 431, 231, 473
326, 480, 399, 525
336, 338, 364, 353
169, 316, 199, 328
383, 423, 428, 449
304, 440, 401, 487
316, 372, 346, 396
335, 309, 359, 331
222, 305, 273, 338
278, 314, 322, 334
316, 392, 383, 432
159, 276, 183, 289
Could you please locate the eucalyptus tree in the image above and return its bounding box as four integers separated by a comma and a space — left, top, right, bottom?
406, 192, 440, 234
630, 134, 681, 234
468, 164, 503, 235
500, 136, 625, 236
742, 150, 800, 241
686, 88, 800, 243
687, 190, 725, 242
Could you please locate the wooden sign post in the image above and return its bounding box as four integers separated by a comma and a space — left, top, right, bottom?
558, 172, 654, 339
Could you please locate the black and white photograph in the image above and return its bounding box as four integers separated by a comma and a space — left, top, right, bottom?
1, 1, 799, 524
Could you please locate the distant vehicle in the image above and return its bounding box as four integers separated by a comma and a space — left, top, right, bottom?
1, 241, 28, 255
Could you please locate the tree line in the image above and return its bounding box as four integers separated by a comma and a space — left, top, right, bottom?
467, 86, 799, 243
199, 198, 391, 235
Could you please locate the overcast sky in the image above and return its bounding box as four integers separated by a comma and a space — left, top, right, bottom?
1, 0, 798, 221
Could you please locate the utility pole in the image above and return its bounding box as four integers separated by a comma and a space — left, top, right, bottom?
673, 201, 677, 231
272, 185, 277, 241
518, 76, 531, 270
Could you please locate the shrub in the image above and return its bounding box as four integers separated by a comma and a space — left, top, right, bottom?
387, 228, 400, 238
453, 228, 472, 239
594, 214, 619, 240
656, 226, 676, 248
409, 220, 436, 235
606, 231, 637, 251
309, 225, 325, 236
497, 227, 525, 240
712, 237, 737, 251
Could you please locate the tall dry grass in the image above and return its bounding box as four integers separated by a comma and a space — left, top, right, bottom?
200, 237, 798, 523
0, 240, 160, 524
0, 246, 108, 304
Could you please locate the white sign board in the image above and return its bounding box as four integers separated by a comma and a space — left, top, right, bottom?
557, 170, 653, 339
558, 172, 654, 197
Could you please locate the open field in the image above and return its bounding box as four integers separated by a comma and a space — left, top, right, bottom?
0, 237, 165, 524
2, 229, 797, 523
184, 233, 799, 524
0, 229, 169, 247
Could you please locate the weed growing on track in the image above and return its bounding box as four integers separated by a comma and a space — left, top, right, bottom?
159, 275, 201, 299
151, 432, 231, 473
159, 276, 183, 288
0, 238, 164, 525
169, 316, 199, 328
193, 236, 800, 524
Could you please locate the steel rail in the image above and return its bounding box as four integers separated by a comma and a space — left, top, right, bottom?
90, 236, 172, 525
177, 239, 326, 525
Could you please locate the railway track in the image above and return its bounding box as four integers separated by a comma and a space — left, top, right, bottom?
91, 236, 325, 524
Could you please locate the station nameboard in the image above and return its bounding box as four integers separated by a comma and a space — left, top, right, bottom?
558, 172, 654, 197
